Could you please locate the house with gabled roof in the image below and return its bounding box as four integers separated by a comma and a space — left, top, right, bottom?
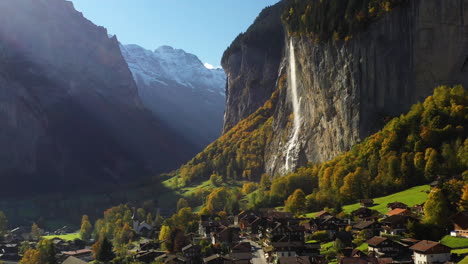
450, 211, 468, 238
386, 208, 412, 217
387, 202, 408, 211
366, 236, 405, 258
380, 215, 416, 236
409, 240, 451, 264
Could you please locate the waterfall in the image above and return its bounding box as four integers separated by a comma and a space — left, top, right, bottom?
285, 39, 301, 172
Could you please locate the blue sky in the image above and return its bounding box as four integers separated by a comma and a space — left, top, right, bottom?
69, 0, 279, 68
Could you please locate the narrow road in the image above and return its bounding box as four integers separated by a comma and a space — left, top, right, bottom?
244, 239, 267, 264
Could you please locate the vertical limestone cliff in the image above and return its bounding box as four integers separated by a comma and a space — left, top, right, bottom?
223, 0, 468, 176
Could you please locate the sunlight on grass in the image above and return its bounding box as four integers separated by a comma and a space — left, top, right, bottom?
43, 233, 80, 241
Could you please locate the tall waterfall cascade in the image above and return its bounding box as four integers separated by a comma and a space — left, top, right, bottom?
285, 39, 302, 172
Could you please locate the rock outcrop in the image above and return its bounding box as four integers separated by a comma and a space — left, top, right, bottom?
223, 0, 468, 176
0, 0, 196, 195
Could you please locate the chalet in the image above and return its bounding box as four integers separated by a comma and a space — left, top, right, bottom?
270, 241, 320, 258
315, 211, 332, 219
62, 249, 93, 262
259, 209, 293, 220
450, 211, 468, 238
366, 236, 404, 258
155, 254, 188, 264
132, 209, 154, 236
134, 250, 165, 263
386, 208, 412, 217
410, 240, 451, 264
10, 226, 32, 241
182, 244, 202, 264
265, 222, 305, 243
333, 231, 354, 247
387, 202, 408, 211
278, 256, 312, 264
352, 221, 380, 235
199, 219, 223, 238
359, 199, 374, 208
211, 226, 240, 245
351, 208, 376, 220
0, 242, 19, 261
312, 215, 344, 237
380, 215, 415, 236
62, 256, 88, 264
399, 238, 420, 248
139, 241, 161, 251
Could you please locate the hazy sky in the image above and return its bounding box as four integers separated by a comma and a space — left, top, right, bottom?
69, 0, 279, 68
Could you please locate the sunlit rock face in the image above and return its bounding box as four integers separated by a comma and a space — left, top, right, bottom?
223, 0, 468, 176
0, 0, 196, 195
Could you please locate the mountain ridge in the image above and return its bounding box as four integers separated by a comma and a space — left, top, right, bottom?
120, 43, 226, 149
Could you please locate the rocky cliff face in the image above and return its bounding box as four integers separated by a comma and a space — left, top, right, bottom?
223, 0, 468, 176
120, 44, 226, 149
0, 0, 195, 195
221, 1, 286, 133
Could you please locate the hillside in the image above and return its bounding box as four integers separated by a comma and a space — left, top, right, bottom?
0, 0, 196, 195
166, 86, 467, 214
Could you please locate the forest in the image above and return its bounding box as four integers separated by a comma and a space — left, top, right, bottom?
282, 0, 408, 41
168, 86, 467, 218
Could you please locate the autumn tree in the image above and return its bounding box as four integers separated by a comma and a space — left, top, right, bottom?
204, 187, 234, 213
146, 213, 153, 225
177, 198, 189, 212
20, 239, 57, 264
284, 189, 307, 215
159, 225, 172, 251
92, 237, 114, 262
260, 173, 271, 190
459, 184, 468, 211
80, 215, 92, 241
242, 182, 257, 195
423, 188, 449, 226
31, 223, 42, 241
424, 148, 438, 181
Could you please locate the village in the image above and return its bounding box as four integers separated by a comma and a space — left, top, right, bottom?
1, 198, 467, 264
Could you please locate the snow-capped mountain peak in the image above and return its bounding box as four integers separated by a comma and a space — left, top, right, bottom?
120, 44, 226, 96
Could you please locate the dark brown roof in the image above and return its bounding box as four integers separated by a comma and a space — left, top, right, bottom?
353, 221, 376, 230
409, 240, 451, 254
366, 237, 388, 247
452, 211, 468, 229
315, 211, 331, 218
278, 256, 311, 264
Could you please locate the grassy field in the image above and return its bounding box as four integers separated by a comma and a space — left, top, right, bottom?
43, 233, 81, 241
342, 185, 430, 214
440, 235, 468, 249
452, 248, 468, 254
459, 256, 468, 264
304, 185, 429, 218
356, 243, 368, 252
